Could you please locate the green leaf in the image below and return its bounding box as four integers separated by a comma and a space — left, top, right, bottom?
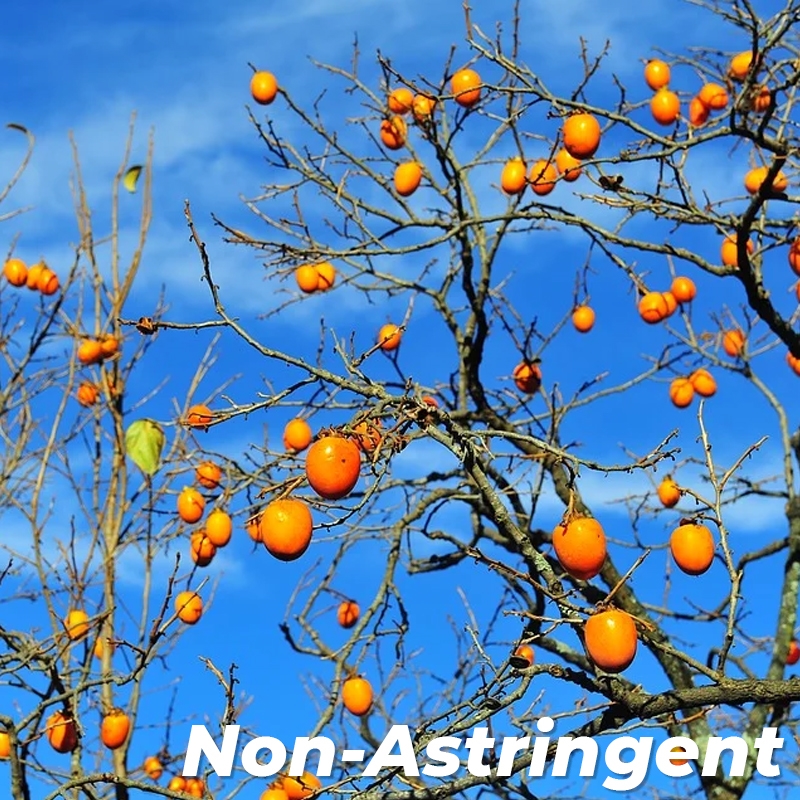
125, 419, 165, 475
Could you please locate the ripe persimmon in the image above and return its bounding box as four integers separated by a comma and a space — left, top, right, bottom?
280, 772, 322, 800
185, 404, 214, 429
451, 68, 482, 107
379, 117, 407, 150
178, 487, 206, 524
529, 160, 557, 196
638, 291, 668, 324
511, 644, 535, 668
669, 377, 695, 408
670, 522, 715, 575
789, 238, 800, 275
296, 265, 321, 293
337, 600, 360, 628
251, 71, 278, 105
394, 162, 423, 197
25, 262, 43, 290
352, 418, 382, 453
500, 158, 527, 195
787, 641, 800, 666
168, 777, 188, 792
306, 436, 361, 500
377, 323, 402, 351
190, 532, 217, 567
644, 59, 670, 90
246, 514, 264, 543
552, 516, 607, 580
94, 636, 114, 660
196, 461, 222, 490
752, 84, 771, 112
77, 339, 104, 365
411, 94, 436, 121
205, 509, 233, 547
721, 234, 754, 268
722, 329, 745, 357
698, 82, 729, 111
661, 291, 678, 317
283, 418, 313, 453
101, 709, 131, 750
729, 51, 754, 81
744, 165, 788, 194
261, 788, 291, 800
144, 755, 164, 780
37, 267, 60, 296
688, 96, 710, 127
46, 711, 78, 754
0, 731, 9, 759
186, 778, 205, 797
657, 477, 680, 508
513, 361, 541, 394
65, 609, 91, 641
175, 591, 203, 624
689, 368, 717, 397
259, 497, 314, 560
788, 352, 800, 377
342, 676, 374, 716
315, 262, 335, 291
76, 381, 99, 407
670, 276, 696, 303
650, 89, 680, 125
572, 305, 595, 333
388, 87, 414, 114
584, 609, 638, 673
669, 746, 689, 766
3, 258, 27, 287
562, 113, 601, 159
555, 148, 582, 181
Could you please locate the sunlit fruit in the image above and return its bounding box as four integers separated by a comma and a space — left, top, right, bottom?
280, 771, 322, 800
283, 418, 314, 453
380, 117, 407, 150
342, 676, 374, 716
3, 258, 27, 287
584, 609, 638, 673
787, 641, 800, 666
698, 82, 729, 110
670, 522, 715, 575
306, 436, 361, 500
511, 644, 535, 668
644, 59, 670, 90
37, 267, 60, 296
412, 94, 436, 121
190, 532, 216, 567
377, 323, 402, 351
529, 160, 558, 196
650, 89, 680, 125
196, 461, 222, 490
144, 756, 164, 780
185, 404, 214, 429
729, 51, 754, 81
178, 487, 206, 524
451, 68, 482, 107
388, 87, 414, 114
669, 377, 695, 408
657, 477, 680, 508
394, 162, 423, 197
689, 368, 717, 397
744, 165, 788, 194
552, 516, 607, 580
65, 609, 91, 641
76, 381, 99, 407
722, 329, 745, 357
100, 709, 131, 750
670, 276, 696, 303
205, 509, 233, 548
513, 361, 541, 394
638, 291, 669, 323
562, 113, 601, 159
572, 305, 595, 333
337, 600, 360, 628
77, 339, 104, 365
688, 96, 710, 127
251, 71, 278, 105
501, 158, 527, 195
46, 711, 78, 754
661, 291, 678, 317
555, 148, 582, 181
175, 591, 203, 624
259, 498, 314, 561
0, 731, 9, 760
721, 234, 754, 268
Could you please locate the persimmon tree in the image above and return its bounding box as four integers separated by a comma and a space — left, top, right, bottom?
5, 1, 800, 800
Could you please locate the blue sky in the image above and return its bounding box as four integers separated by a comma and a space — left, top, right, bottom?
0, 1, 798, 799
